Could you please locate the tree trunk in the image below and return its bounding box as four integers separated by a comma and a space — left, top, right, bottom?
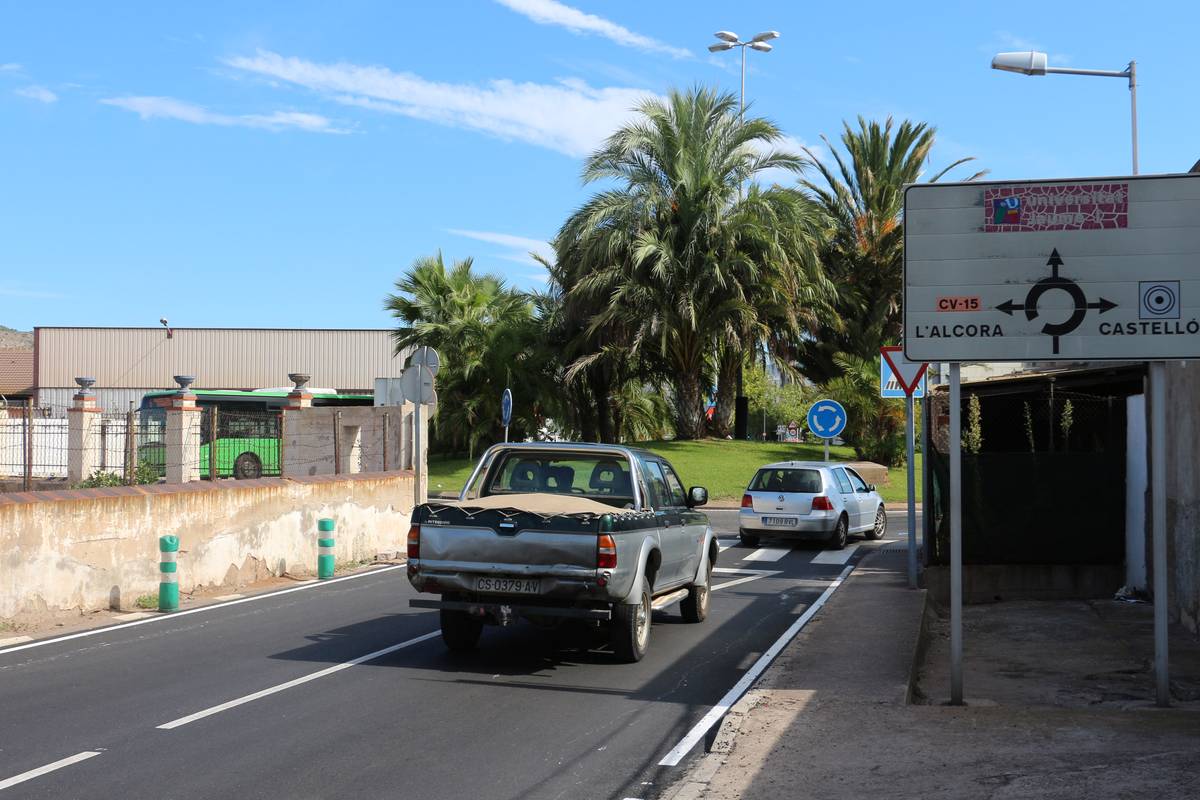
590, 372, 614, 444
673, 373, 707, 440
712, 347, 739, 437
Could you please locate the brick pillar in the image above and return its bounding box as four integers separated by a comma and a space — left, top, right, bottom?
165, 377, 202, 484
285, 372, 312, 410
67, 377, 102, 483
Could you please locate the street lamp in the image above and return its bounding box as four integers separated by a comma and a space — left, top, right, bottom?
990, 49, 1173, 710
990, 51, 1137, 174
709, 29, 779, 440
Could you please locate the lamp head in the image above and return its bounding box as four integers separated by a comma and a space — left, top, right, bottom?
748, 41, 773, 52
708, 42, 735, 52
751, 31, 779, 42
991, 51, 1048, 76
713, 31, 739, 43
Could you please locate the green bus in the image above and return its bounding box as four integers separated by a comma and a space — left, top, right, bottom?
138, 388, 373, 480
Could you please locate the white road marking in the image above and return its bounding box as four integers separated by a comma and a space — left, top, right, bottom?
0, 751, 102, 791
112, 612, 153, 621
0, 636, 32, 647
810, 544, 860, 565
658, 563, 855, 767
0, 565, 406, 657
712, 567, 775, 575
710, 571, 781, 591
742, 546, 791, 562
157, 631, 440, 729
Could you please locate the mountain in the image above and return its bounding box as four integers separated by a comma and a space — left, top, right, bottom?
0, 326, 33, 349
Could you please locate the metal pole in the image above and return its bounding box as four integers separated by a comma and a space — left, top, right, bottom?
1150, 360, 1169, 706
22, 402, 33, 491
208, 407, 218, 481
333, 410, 343, 475
1128, 61, 1138, 176
739, 44, 745, 118
382, 412, 390, 471
413, 404, 422, 508
949, 363, 963, 705
906, 393, 917, 589
823, 438, 829, 462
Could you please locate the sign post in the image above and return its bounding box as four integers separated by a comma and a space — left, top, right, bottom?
882, 346, 929, 591
806, 399, 847, 462
904, 173, 1200, 708
501, 388, 513, 443
403, 347, 440, 507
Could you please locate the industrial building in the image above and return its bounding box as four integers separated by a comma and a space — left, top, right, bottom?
32, 327, 405, 415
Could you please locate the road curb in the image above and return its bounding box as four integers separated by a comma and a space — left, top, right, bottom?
659, 690, 766, 800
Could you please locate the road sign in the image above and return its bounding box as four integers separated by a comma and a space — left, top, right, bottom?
501, 388, 513, 427
400, 364, 435, 405
806, 399, 846, 440
880, 346, 928, 398
903, 174, 1200, 362
410, 346, 441, 376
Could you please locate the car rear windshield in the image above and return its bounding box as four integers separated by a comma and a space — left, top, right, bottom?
483, 452, 634, 508
749, 468, 823, 494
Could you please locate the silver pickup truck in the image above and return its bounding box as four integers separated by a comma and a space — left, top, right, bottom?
407, 442, 715, 662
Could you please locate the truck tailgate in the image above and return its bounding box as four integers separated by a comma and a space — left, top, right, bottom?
418, 521, 599, 573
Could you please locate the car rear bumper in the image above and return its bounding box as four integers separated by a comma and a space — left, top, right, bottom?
410, 598, 613, 622
738, 510, 835, 538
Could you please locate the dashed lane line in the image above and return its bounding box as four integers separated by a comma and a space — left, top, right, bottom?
741, 546, 791, 563
156, 631, 440, 730
0, 751, 102, 792
810, 544, 860, 565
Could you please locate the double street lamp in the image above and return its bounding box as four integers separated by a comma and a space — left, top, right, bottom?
709, 29, 778, 439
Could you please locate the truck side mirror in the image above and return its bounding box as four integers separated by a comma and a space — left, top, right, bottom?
688, 486, 708, 507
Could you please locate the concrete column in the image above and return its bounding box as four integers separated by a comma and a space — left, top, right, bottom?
285, 372, 312, 410
67, 377, 102, 483
165, 377, 202, 484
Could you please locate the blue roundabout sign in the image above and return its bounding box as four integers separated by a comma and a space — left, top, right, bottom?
806, 399, 847, 440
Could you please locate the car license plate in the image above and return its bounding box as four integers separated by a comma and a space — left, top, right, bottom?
762, 516, 799, 526
475, 576, 541, 594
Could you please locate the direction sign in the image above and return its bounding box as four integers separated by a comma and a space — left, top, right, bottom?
400, 364, 436, 406
806, 399, 847, 440
501, 388, 513, 427
410, 346, 441, 376
880, 346, 928, 398
903, 174, 1200, 362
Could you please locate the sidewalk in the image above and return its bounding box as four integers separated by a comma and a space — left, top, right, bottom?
664, 546, 1200, 800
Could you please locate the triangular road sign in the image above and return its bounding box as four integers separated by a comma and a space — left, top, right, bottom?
881, 346, 928, 397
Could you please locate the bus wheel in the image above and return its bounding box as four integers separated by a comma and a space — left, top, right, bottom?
233, 452, 262, 480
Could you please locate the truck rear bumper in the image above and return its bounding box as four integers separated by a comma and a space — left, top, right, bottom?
410, 598, 612, 621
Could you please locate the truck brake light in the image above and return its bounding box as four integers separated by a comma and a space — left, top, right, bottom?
811, 496, 834, 511
597, 534, 617, 569
407, 524, 420, 559
741, 494, 753, 508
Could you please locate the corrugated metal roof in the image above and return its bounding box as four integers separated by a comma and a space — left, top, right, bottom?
0, 349, 34, 395
35, 328, 407, 390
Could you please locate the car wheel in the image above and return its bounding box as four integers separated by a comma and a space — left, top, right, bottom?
611, 582, 651, 662
826, 514, 848, 550
864, 506, 887, 540
233, 452, 262, 480
681, 562, 711, 623
440, 608, 483, 651
739, 530, 760, 548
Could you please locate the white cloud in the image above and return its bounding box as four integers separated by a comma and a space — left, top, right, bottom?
752, 134, 826, 186
14, 85, 57, 103
0, 63, 22, 73
447, 228, 555, 267
224, 50, 655, 157
494, 0, 690, 58
100, 95, 347, 133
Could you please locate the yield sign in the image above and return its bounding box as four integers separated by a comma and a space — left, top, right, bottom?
881, 346, 928, 397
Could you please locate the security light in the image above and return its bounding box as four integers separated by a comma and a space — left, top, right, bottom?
713, 31, 739, 42
751, 31, 779, 42
991, 51, 1048, 76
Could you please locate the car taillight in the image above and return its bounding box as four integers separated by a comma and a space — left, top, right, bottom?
597, 534, 617, 569
407, 524, 420, 559
741, 494, 753, 508
811, 496, 834, 511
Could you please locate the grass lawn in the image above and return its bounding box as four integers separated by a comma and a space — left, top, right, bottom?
428, 439, 922, 503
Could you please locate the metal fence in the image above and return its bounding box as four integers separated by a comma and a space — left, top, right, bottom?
0, 406, 68, 480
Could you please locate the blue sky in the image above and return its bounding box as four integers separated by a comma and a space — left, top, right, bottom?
2, 0, 1196, 330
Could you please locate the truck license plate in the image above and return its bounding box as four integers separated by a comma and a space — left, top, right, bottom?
762, 516, 799, 526
475, 576, 541, 594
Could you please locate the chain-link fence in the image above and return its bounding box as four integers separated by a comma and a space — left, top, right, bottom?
200, 407, 281, 480
926, 387, 1130, 566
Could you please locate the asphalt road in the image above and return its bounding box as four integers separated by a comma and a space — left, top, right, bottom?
0, 509, 921, 800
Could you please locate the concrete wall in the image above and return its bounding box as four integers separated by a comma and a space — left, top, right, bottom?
1165, 363, 1200, 633
0, 471, 414, 617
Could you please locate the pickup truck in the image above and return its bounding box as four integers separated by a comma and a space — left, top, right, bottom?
407, 442, 715, 662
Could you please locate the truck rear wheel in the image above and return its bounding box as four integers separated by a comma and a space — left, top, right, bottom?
611, 584, 651, 663
681, 562, 711, 623
440, 608, 483, 651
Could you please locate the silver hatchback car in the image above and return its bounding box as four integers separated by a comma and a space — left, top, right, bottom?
738, 461, 886, 550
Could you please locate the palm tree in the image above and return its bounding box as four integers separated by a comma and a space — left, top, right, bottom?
796, 116, 987, 382
384, 252, 536, 458
560, 86, 829, 439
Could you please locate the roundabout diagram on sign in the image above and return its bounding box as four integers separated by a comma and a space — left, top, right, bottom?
994, 248, 1117, 354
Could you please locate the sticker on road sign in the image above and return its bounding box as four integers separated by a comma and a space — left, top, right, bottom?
807, 399, 846, 440
880, 346, 927, 398
903, 174, 1200, 362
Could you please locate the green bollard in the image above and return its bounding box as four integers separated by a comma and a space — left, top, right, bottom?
159, 535, 180, 612
317, 518, 335, 579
